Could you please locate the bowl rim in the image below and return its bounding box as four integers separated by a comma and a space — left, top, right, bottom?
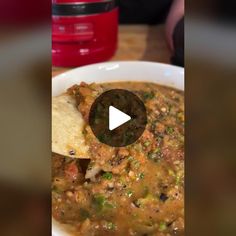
52, 61, 184, 79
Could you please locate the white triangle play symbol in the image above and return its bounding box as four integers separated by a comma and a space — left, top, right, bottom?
109, 106, 131, 131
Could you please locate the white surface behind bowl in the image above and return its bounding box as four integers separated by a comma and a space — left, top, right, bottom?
52, 61, 184, 236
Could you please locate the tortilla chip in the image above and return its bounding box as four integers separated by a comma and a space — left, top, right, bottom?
52, 94, 89, 158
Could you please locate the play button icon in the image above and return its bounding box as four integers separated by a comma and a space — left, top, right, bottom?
89, 89, 147, 147
109, 106, 131, 131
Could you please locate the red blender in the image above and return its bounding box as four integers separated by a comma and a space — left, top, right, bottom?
52, 0, 118, 67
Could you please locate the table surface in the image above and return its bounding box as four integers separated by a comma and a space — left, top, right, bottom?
52, 25, 171, 77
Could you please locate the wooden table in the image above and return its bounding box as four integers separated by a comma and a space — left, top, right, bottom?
52, 25, 171, 77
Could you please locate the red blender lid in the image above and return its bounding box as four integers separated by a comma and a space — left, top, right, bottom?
52, 0, 117, 16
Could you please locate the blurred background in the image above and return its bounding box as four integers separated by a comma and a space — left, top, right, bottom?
185, 1, 236, 236
0, 0, 236, 235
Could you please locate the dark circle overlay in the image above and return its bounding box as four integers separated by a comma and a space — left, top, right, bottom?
89, 89, 147, 147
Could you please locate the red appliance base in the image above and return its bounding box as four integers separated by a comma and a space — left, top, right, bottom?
52, 41, 117, 67
52, 6, 118, 67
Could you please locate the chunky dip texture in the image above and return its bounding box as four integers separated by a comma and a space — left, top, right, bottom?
52, 82, 184, 236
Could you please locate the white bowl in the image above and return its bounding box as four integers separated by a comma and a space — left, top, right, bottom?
52, 61, 184, 96
52, 61, 184, 236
